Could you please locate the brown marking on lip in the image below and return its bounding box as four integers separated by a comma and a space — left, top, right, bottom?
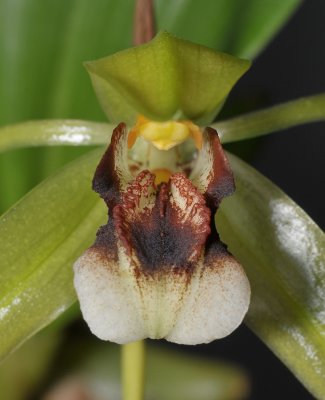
91, 218, 119, 263
89, 123, 240, 291
204, 232, 231, 265
203, 127, 235, 209
89, 124, 237, 281
92, 123, 132, 208
190, 128, 235, 210
112, 171, 210, 276
113, 170, 156, 256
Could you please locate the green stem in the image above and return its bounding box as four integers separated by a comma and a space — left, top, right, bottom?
122, 340, 145, 400
213, 93, 325, 143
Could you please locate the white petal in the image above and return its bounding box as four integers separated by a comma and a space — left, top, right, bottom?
73, 245, 191, 343
73, 248, 146, 344
74, 241, 250, 345
166, 249, 250, 345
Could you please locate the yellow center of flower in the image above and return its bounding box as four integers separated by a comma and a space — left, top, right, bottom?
152, 168, 172, 185
128, 115, 202, 150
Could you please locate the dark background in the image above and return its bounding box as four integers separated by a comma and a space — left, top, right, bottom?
199, 1, 325, 399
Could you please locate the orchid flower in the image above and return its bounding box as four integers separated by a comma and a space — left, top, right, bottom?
73, 32, 251, 344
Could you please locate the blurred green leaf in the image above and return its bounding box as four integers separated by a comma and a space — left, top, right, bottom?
0, 0, 301, 211
0, 150, 106, 361
0, 0, 134, 212
44, 341, 249, 400
217, 154, 325, 399
85, 31, 250, 124
214, 93, 325, 143
155, 0, 301, 59
0, 0, 300, 124
0, 0, 134, 124
0, 330, 61, 400
146, 346, 248, 400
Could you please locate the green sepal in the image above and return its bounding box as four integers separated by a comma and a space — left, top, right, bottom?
217, 153, 325, 399
85, 31, 251, 124
0, 149, 106, 361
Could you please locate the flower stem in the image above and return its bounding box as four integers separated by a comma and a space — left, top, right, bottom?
133, 0, 155, 46
122, 340, 145, 400
214, 93, 325, 143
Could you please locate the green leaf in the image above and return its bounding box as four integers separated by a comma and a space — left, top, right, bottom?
0, 149, 106, 361
217, 153, 325, 399
0, 0, 134, 212
155, 0, 301, 59
85, 31, 250, 125
214, 93, 325, 143
0, 119, 112, 213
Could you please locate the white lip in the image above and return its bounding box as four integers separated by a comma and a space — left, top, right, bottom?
73, 123, 250, 344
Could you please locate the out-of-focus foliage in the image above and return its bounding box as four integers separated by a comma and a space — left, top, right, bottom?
42, 341, 249, 400
0, 0, 301, 211
0, 330, 61, 400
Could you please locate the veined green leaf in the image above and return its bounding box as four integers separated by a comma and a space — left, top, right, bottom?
214, 93, 325, 143
0, 149, 106, 361
85, 32, 250, 125
217, 154, 325, 399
